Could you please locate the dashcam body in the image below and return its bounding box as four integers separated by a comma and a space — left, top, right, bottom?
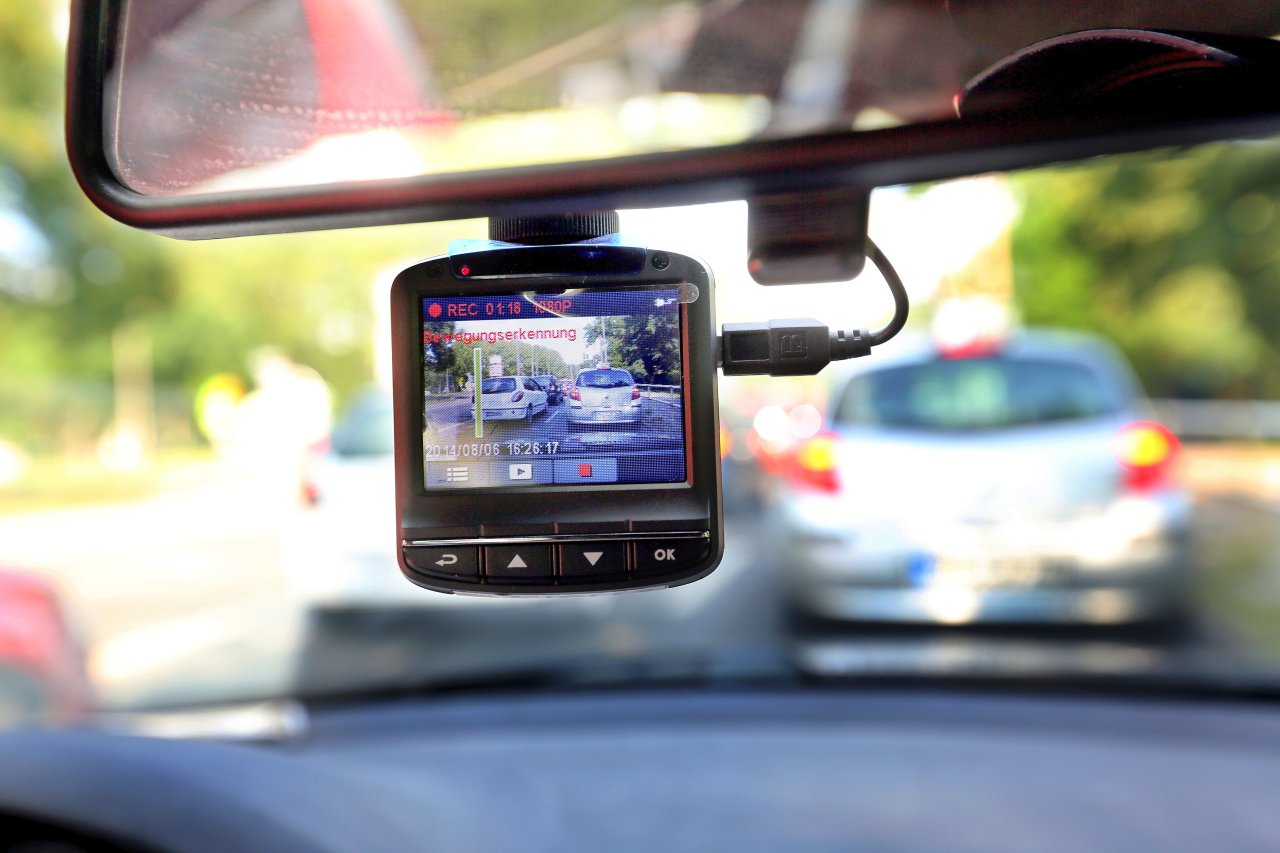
390, 240, 722, 595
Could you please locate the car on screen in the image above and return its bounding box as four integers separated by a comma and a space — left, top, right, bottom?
532, 374, 564, 405
777, 330, 1193, 628
474, 375, 548, 422
568, 368, 642, 427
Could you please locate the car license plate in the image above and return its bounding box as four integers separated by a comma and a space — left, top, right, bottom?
909, 553, 1047, 588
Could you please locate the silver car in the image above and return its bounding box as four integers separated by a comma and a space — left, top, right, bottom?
476, 375, 548, 422
777, 331, 1193, 627
567, 368, 643, 427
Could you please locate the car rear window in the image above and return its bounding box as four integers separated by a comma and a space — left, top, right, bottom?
577, 369, 633, 388
534, 376, 554, 389
332, 405, 394, 457
833, 356, 1123, 431
481, 377, 516, 394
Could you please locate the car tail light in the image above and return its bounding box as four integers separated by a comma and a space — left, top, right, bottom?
1117, 421, 1180, 492
300, 436, 329, 505
937, 340, 1002, 359
569, 387, 581, 401
786, 431, 841, 493
510, 390, 524, 403
631, 386, 641, 400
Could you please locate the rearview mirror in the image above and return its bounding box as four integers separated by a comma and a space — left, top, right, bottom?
67, 0, 1280, 238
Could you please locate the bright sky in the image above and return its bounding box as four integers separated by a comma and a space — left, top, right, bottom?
619, 179, 1018, 329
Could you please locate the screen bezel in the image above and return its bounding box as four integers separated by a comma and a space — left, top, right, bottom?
390, 249, 721, 548
417, 286, 694, 494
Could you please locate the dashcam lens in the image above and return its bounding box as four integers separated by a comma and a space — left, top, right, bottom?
421, 289, 687, 489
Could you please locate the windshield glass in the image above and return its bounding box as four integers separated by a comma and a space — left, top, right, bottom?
15, 3, 1280, 725
834, 356, 1124, 431
578, 369, 634, 388
480, 377, 517, 394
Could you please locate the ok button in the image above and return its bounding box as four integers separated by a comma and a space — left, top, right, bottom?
634, 538, 712, 576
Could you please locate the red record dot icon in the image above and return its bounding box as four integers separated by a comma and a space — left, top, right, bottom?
428, 303, 442, 318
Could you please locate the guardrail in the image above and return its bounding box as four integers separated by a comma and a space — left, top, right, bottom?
1150, 399, 1280, 441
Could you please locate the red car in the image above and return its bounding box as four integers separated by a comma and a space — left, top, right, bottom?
0, 570, 91, 725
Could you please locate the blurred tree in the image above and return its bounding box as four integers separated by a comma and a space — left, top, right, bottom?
1011, 140, 1280, 399
585, 312, 681, 385
0, 2, 484, 452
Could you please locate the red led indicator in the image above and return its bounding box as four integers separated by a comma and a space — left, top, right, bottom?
459, 265, 471, 276
427, 302, 442, 318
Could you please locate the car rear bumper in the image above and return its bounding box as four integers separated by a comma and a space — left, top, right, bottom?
790, 582, 1183, 626
568, 406, 641, 424
481, 408, 527, 420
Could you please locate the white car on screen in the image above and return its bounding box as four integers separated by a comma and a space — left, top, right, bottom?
568, 368, 643, 427
776, 331, 1193, 628
475, 375, 547, 422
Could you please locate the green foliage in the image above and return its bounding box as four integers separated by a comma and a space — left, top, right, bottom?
1011, 141, 1280, 398
430, 340, 574, 390
584, 313, 681, 385
0, 3, 489, 451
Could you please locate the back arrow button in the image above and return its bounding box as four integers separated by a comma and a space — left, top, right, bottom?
403, 547, 479, 578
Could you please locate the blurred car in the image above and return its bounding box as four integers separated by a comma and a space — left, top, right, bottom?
284, 388, 408, 607
0, 569, 90, 725
532, 374, 564, 405
284, 388, 587, 613
568, 368, 642, 427
777, 330, 1193, 627
474, 376, 548, 422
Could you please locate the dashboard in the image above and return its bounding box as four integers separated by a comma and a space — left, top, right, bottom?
2, 688, 1279, 851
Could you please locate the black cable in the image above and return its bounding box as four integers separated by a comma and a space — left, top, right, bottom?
719, 240, 912, 376
865, 237, 909, 347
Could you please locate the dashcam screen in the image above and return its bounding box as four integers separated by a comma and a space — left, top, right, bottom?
420, 289, 687, 490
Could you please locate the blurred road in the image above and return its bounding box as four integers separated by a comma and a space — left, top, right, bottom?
0, 464, 287, 642
2, 456, 1280, 711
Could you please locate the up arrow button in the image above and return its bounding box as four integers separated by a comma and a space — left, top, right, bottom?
485, 545, 549, 579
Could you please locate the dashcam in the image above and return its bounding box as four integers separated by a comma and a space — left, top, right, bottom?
389, 242, 722, 595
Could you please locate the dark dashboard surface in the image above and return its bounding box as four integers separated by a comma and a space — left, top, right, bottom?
3, 688, 1280, 852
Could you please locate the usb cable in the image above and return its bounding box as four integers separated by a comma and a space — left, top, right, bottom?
719, 238, 908, 376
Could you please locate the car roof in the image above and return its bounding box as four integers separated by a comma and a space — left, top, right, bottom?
827, 328, 1144, 400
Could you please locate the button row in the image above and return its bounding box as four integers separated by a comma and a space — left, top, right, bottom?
404, 537, 710, 584
426, 458, 619, 487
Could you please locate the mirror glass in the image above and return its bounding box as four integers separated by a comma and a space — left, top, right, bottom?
105, 0, 1280, 196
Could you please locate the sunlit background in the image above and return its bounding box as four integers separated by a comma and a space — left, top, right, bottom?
5, 1, 1280, 730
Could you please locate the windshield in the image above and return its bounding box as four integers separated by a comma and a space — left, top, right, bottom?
480, 377, 517, 394
834, 355, 1125, 431
578, 369, 634, 389
15, 4, 1280, 725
